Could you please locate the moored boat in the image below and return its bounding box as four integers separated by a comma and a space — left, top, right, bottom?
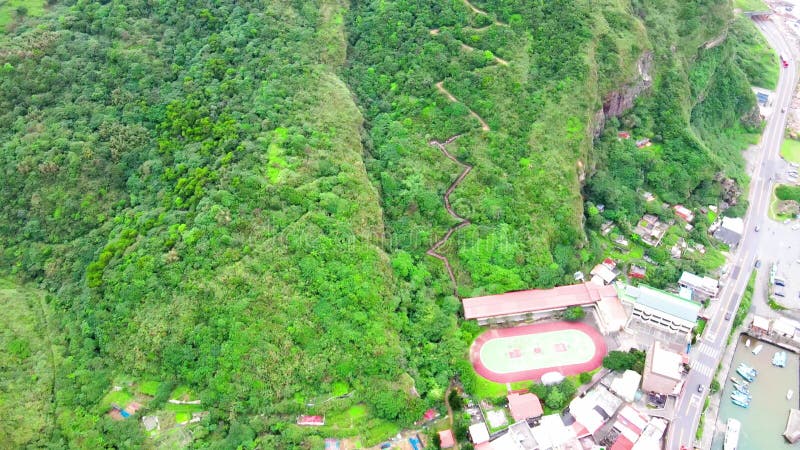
752, 344, 763, 355
724, 418, 741, 450
789, 390, 794, 400
731, 397, 750, 408
746, 339, 751, 347
773, 351, 787, 368
731, 391, 751, 402
736, 363, 757, 382
733, 384, 750, 395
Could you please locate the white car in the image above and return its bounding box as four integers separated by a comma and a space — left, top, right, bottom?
793, 224, 800, 231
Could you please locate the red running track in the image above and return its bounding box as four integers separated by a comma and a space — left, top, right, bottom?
470, 321, 607, 383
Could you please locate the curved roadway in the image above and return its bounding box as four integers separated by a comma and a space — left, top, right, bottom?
667, 16, 799, 450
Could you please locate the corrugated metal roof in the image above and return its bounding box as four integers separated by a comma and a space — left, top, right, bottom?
627, 284, 701, 323
462, 283, 618, 319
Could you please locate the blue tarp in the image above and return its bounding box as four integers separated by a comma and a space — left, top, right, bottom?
410, 437, 422, 450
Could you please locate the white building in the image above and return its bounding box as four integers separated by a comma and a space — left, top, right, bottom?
678, 271, 719, 300
714, 217, 744, 246
590, 263, 619, 286
469, 422, 490, 444
610, 370, 642, 403
618, 283, 701, 342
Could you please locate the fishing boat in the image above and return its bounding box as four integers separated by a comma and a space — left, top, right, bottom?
724, 418, 741, 450
736, 363, 757, 382
731, 377, 749, 387
733, 383, 750, 395
773, 351, 787, 368
746, 339, 751, 347
789, 390, 794, 400
731, 396, 750, 408
752, 344, 763, 355
731, 390, 751, 401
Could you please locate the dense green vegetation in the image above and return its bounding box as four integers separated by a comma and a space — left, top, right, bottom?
583, 3, 774, 288
776, 184, 800, 202
602, 349, 646, 373
0, 0, 775, 446
0, 279, 58, 448
731, 271, 756, 340
529, 378, 578, 413
563, 306, 586, 322
347, 0, 650, 295
0, 0, 435, 446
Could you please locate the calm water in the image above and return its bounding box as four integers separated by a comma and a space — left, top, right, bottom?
711, 335, 799, 450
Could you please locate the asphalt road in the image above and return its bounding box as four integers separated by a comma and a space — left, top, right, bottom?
666, 17, 799, 450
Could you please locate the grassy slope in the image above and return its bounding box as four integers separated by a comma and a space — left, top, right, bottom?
0, 0, 45, 30
782, 138, 800, 163
730, 16, 779, 90
0, 279, 57, 448
733, 0, 769, 12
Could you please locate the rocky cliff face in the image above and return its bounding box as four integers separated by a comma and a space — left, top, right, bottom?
592, 51, 654, 137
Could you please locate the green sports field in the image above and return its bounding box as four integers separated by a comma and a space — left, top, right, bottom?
479, 329, 596, 374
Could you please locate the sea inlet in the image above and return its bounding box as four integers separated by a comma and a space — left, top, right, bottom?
711, 334, 799, 449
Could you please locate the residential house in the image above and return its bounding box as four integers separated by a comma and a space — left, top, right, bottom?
673, 205, 694, 222
629, 266, 646, 279
633, 214, 668, 246
773, 317, 800, 338
614, 236, 630, 249
635, 138, 651, 148
601, 404, 649, 449
439, 429, 456, 449
507, 393, 543, 422
469, 422, 490, 445
713, 216, 744, 246
591, 261, 620, 286
751, 315, 770, 335
618, 131, 631, 139
678, 271, 719, 300
297, 415, 324, 426
601, 221, 615, 236
610, 370, 642, 403
641, 342, 683, 396
568, 384, 623, 440
487, 421, 540, 450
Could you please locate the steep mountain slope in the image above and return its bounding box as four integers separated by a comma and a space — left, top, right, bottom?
0, 0, 769, 447
0, 0, 416, 447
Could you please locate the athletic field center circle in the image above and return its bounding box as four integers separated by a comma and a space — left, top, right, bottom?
470, 321, 607, 383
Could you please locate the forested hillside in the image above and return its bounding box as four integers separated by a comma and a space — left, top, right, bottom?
0, 0, 769, 447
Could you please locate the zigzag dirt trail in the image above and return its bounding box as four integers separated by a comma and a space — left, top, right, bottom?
425, 0, 504, 295
435, 82, 490, 131
426, 134, 473, 294
459, 42, 509, 65
461, 0, 507, 26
